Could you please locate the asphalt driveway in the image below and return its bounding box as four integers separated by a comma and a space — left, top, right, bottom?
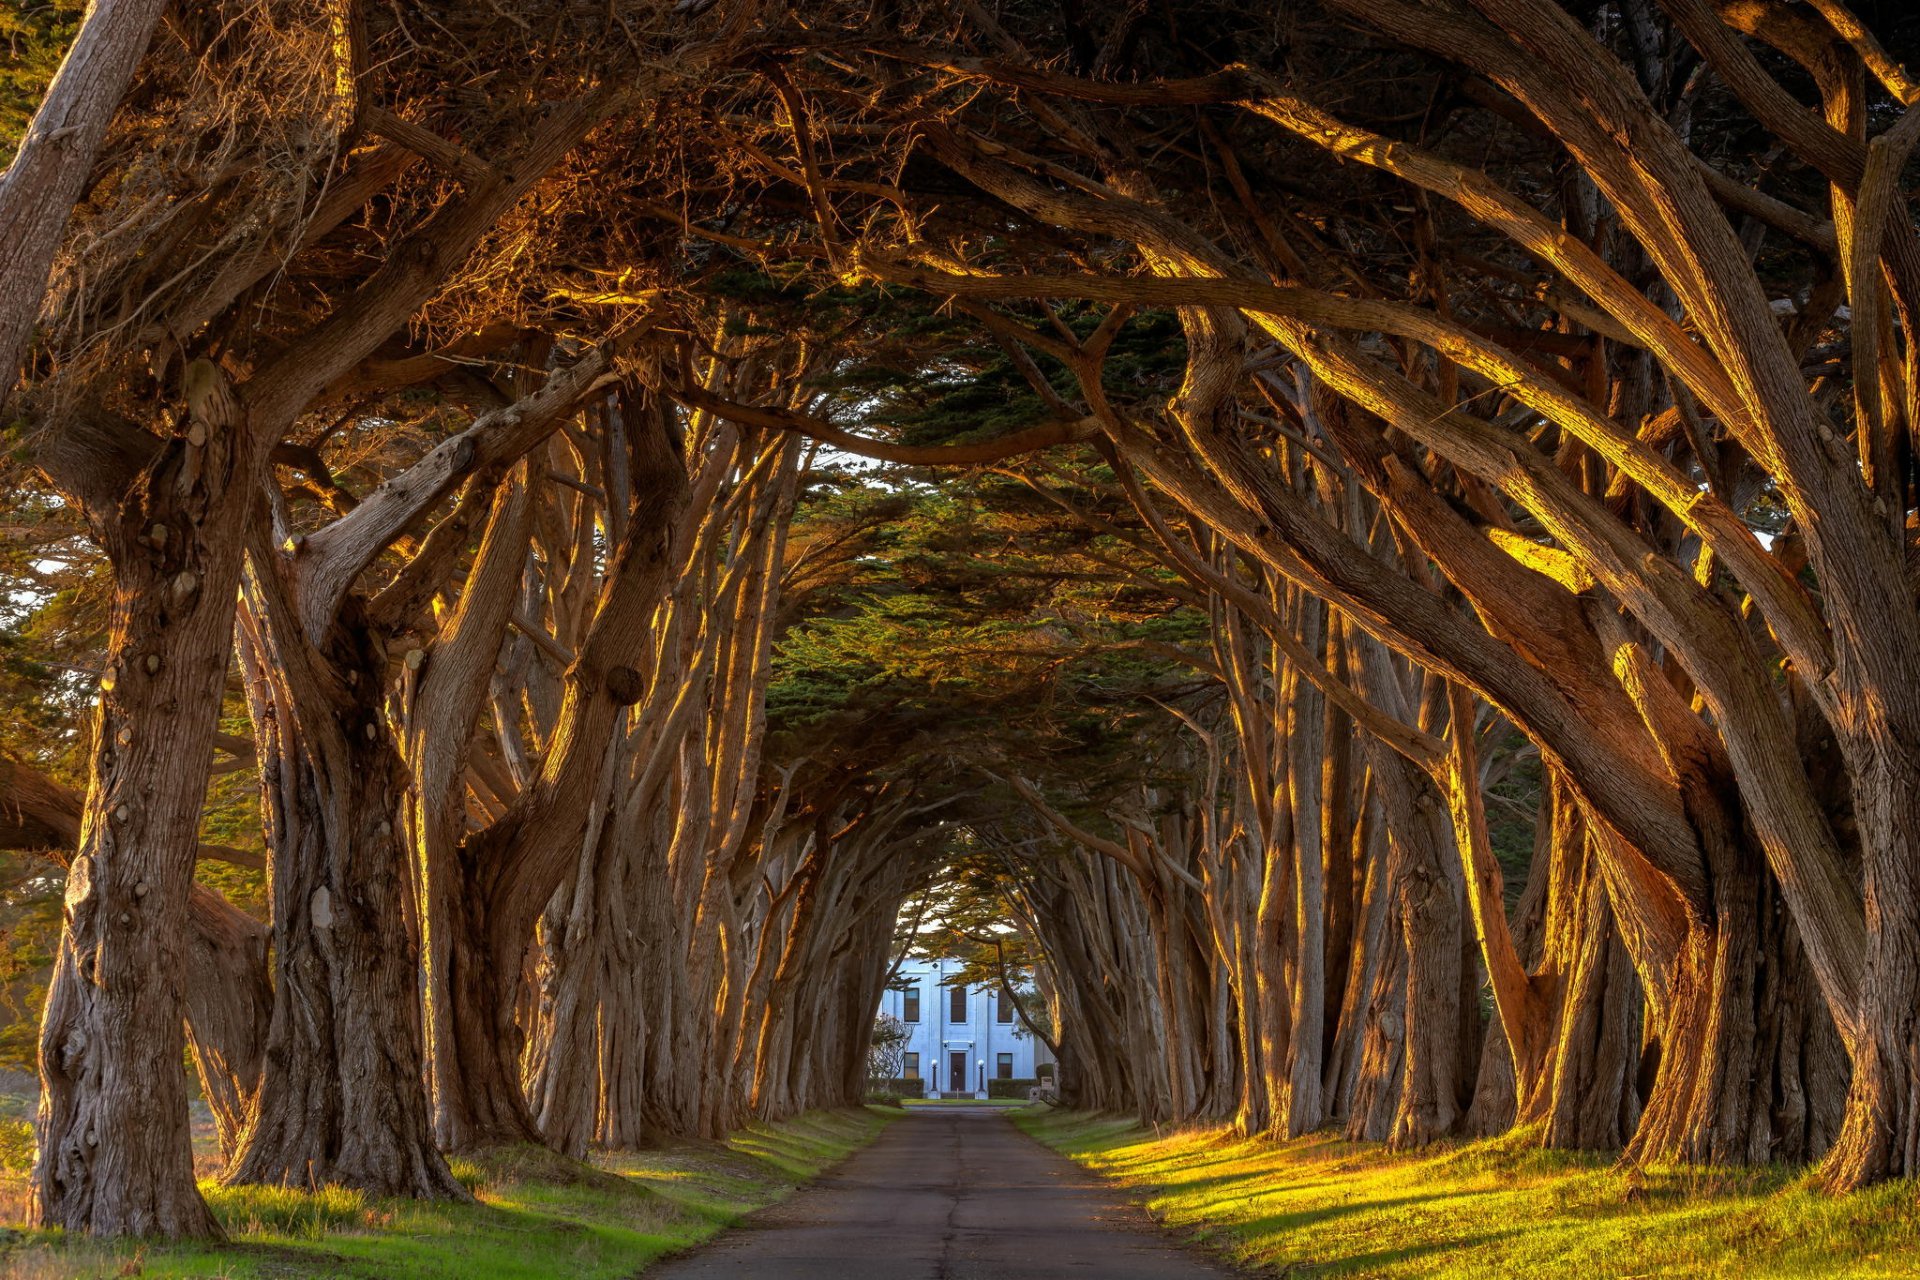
647, 1106, 1236, 1278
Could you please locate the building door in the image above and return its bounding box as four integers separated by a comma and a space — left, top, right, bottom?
949, 1051, 968, 1095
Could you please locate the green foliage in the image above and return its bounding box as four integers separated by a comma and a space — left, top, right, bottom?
769, 464, 1206, 787
986, 1077, 1038, 1099
0, 856, 61, 1077
0, 3, 81, 153
0, 1116, 33, 1175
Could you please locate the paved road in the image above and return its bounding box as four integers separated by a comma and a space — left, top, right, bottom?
649, 1107, 1236, 1279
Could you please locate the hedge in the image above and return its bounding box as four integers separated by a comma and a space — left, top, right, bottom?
987, 1077, 1040, 1099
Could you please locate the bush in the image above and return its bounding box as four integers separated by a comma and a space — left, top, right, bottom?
987, 1077, 1040, 1099
878, 1076, 926, 1098
0, 1117, 32, 1173
1035, 1062, 1054, 1081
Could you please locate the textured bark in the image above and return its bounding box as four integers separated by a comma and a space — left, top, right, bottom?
223, 593, 461, 1198
1629, 854, 1847, 1167
1823, 713, 1920, 1185
1530, 798, 1642, 1151
426, 394, 691, 1151
0, 756, 268, 1159
34, 418, 251, 1238
1374, 748, 1468, 1149
432, 870, 546, 1149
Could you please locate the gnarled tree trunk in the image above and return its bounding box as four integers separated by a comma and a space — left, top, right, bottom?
223, 591, 460, 1198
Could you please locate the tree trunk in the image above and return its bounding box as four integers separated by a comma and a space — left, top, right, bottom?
431, 862, 547, 1150
1529, 798, 1641, 1150
1825, 734, 1920, 1187
1626, 822, 1845, 1167
34, 429, 248, 1238
183, 884, 271, 1162
1375, 750, 1468, 1149
0, 754, 269, 1160
221, 582, 461, 1198
1347, 885, 1410, 1144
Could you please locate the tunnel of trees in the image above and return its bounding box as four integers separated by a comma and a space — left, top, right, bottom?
3, 0, 1920, 1241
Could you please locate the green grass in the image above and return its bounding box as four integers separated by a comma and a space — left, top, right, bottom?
0, 1106, 894, 1279
900, 1097, 1030, 1109
1013, 1107, 1920, 1279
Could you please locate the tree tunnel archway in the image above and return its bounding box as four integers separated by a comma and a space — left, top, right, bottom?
3, 0, 1918, 1240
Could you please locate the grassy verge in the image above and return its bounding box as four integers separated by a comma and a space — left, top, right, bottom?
0, 1106, 895, 1279
1013, 1107, 1920, 1279
899, 1098, 1030, 1109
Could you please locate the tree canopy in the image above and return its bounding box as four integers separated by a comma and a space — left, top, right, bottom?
3, 0, 1920, 1243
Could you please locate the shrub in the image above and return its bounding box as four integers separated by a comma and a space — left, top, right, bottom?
1035, 1063, 1054, 1081
987, 1077, 1039, 1099
876, 1076, 926, 1098
0, 1117, 32, 1173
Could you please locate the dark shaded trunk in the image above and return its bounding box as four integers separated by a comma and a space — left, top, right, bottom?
1530, 805, 1642, 1150
433, 864, 546, 1150
1347, 891, 1410, 1144
1373, 748, 1468, 1149
1825, 738, 1920, 1187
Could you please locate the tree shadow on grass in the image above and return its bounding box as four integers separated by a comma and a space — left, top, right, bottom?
1302, 1228, 1520, 1276
1147, 1168, 1343, 1203
1227, 1187, 1489, 1239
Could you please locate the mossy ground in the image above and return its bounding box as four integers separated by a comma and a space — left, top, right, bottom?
0, 1105, 895, 1278
1013, 1106, 1920, 1279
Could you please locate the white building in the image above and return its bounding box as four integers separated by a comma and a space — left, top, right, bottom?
877, 957, 1053, 1097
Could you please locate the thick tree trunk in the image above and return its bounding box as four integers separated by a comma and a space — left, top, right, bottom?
1283, 629, 1328, 1135
1628, 837, 1845, 1166
221, 587, 461, 1198
432, 869, 547, 1150
530, 876, 617, 1158
1347, 891, 1410, 1144
1252, 821, 1293, 1133
1825, 738, 1920, 1187
1528, 800, 1642, 1151
1375, 750, 1468, 1149
34, 428, 248, 1238
1328, 789, 1392, 1129
0, 755, 269, 1160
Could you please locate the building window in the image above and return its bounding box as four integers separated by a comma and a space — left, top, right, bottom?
996, 988, 1013, 1023
903, 1052, 919, 1080
903, 984, 921, 1023
997, 1053, 1014, 1080
949, 983, 967, 1023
